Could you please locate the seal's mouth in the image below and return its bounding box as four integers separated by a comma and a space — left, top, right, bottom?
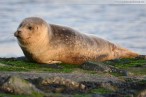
14, 31, 31, 40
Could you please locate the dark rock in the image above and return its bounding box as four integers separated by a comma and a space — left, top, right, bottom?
81, 61, 132, 76
80, 62, 111, 72
16, 56, 26, 60
0, 57, 17, 61
105, 93, 133, 97
111, 68, 133, 76
136, 55, 146, 60
0, 76, 9, 86
92, 94, 105, 97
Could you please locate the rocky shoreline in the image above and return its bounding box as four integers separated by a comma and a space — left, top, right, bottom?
0, 57, 146, 97
0, 72, 146, 97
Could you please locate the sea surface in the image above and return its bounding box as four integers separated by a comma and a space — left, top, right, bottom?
0, 0, 146, 57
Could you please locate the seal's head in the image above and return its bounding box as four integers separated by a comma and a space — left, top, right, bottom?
14, 17, 49, 45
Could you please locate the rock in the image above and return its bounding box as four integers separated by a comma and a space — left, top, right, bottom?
1, 76, 43, 95
137, 90, 146, 97
136, 55, 146, 60
110, 67, 133, 76
16, 56, 26, 60
119, 70, 132, 76
92, 94, 105, 97
41, 77, 86, 92
0, 57, 17, 61
0, 63, 7, 67
81, 61, 132, 76
54, 87, 65, 93
100, 82, 116, 91
80, 62, 112, 72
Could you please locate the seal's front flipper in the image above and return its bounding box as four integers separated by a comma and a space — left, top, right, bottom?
45, 60, 62, 64
38, 60, 62, 68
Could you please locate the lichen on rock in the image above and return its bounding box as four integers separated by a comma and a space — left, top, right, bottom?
41, 77, 86, 91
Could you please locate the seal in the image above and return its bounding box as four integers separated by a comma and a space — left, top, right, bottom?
14, 17, 139, 65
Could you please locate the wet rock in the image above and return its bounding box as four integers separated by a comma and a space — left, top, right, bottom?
41, 77, 86, 93
1, 76, 42, 95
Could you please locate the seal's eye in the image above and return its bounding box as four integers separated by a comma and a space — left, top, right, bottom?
28, 26, 32, 30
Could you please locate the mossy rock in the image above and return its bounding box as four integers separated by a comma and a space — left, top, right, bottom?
1, 76, 43, 97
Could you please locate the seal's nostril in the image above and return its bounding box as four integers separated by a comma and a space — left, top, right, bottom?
17, 30, 21, 34
14, 30, 21, 37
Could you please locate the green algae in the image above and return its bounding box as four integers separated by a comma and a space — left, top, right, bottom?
104, 58, 146, 68
0, 58, 79, 73
0, 58, 145, 75
91, 88, 113, 94
104, 58, 146, 75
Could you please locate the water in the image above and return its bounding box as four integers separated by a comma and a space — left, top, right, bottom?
0, 0, 146, 57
